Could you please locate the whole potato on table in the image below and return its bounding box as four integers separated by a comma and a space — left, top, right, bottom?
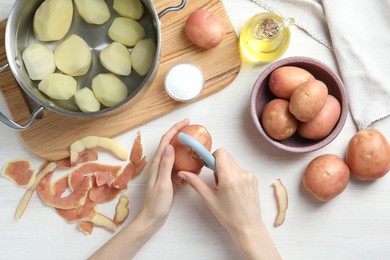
303, 154, 350, 201
289, 79, 328, 122
185, 9, 225, 49
261, 99, 298, 140
345, 129, 390, 180
269, 66, 314, 99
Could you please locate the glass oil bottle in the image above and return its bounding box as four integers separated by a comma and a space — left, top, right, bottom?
240, 13, 294, 63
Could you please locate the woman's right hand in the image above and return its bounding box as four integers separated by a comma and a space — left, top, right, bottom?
177, 148, 281, 260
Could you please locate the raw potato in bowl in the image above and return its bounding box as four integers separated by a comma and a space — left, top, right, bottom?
74, 88, 101, 113
54, 34, 92, 77
131, 39, 157, 76
108, 17, 145, 47
100, 42, 132, 76
289, 79, 328, 122
92, 74, 128, 107
38, 73, 77, 100
74, 0, 111, 25
113, 0, 144, 20
33, 0, 73, 41
269, 66, 314, 99
22, 43, 56, 81
298, 95, 341, 140
18, 0, 162, 115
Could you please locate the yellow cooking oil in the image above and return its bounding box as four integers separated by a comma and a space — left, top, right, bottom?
240, 13, 294, 63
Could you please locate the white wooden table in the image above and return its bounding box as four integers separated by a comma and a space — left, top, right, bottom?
1, 1, 389, 259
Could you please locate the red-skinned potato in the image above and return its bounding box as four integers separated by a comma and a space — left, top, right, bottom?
289, 79, 328, 122
261, 99, 298, 140
303, 154, 350, 201
298, 95, 341, 140
170, 124, 212, 173
345, 129, 390, 180
269, 66, 314, 99
185, 9, 225, 49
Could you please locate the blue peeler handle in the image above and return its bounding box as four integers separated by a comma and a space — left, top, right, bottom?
178, 133, 217, 172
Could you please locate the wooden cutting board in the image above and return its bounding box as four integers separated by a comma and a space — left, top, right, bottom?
0, 0, 241, 161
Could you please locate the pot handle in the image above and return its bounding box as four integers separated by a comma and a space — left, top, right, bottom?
0, 63, 44, 131
158, 0, 187, 18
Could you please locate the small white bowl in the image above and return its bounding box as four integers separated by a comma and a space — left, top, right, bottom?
164, 62, 205, 102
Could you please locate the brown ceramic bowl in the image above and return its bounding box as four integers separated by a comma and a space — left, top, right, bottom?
250, 56, 348, 153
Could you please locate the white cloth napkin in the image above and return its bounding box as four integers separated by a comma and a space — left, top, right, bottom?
252, 0, 390, 130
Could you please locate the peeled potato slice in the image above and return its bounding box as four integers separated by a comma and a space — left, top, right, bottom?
100, 42, 132, 76
131, 38, 157, 76
108, 17, 145, 47
38, 73, 77, 100
113, 0, 144, 20
34, 0, 73, 41
75, 88, 101, 113
22, 43, 56, 81
92, 74, 128, 107
74, 0, 110, 25
55, 34, 92, 76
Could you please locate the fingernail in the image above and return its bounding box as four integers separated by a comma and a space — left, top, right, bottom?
164, 145, 173, 155
177, 171, 188, 181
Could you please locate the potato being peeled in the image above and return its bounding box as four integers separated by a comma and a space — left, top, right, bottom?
100, 42, 132, 76
108, 17, 145, 47
34, 0, 73, 41
131, 39, 157, 76
74, 0, 110, 25
185, 9, 225, 49
38, 73, 77, 100
92, 73, 128, 107
170, 124, 212, 175
269, 66, 314, 99
345, 129, 390, 180
289, 79, 328, 122
303, 154, 350, 201
54, 34, 92, 76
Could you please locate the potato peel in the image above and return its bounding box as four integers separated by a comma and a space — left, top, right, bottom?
130, 131, 143, 163
70, 136, 129, 166
114, 196, 130, 225
2, 159, 36, 188
37, 173, 92, 209
78, 221, 94, 235
55, 198, 97, 223
68, 162, 121, 191
88, 184, 123, 204
15, 162, 57, 220
90, 213, 118, 232
8, 133, 147, 235
272, 179, 288, 227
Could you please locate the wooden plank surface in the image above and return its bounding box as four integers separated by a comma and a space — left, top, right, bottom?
0, 0, 241, 161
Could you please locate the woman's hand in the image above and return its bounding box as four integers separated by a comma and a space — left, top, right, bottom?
89, 119, 190, 260
136, 118, 190, 230
177, 148, 281, 260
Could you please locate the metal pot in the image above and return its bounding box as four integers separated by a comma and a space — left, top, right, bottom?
0, 0, 186, 130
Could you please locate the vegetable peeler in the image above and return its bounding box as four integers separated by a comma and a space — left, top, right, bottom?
178, 133, 216, 172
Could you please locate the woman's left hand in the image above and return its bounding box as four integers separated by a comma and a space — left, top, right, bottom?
136, 118, 190, 230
